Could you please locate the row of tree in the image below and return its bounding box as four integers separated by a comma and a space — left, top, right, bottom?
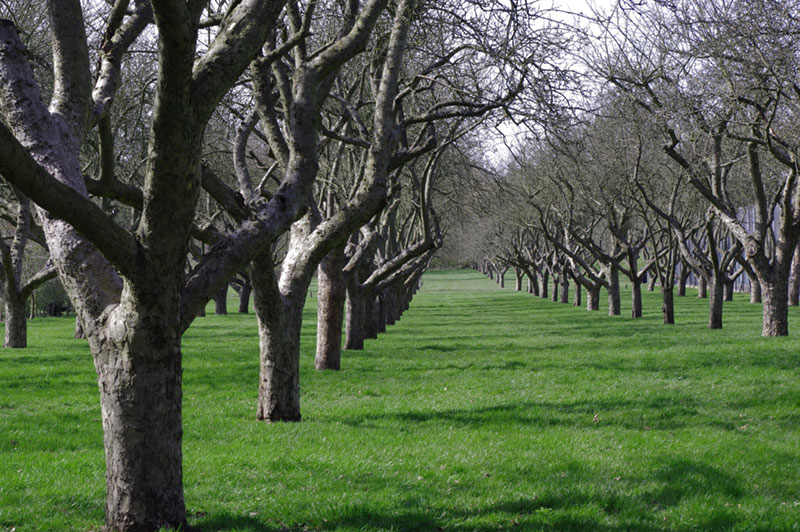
468, 0, 800, 338
0, 1, 564, 530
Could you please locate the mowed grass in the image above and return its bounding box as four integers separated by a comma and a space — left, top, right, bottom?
1, 269, 799, 531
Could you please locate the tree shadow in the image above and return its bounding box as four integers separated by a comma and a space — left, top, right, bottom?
189, 456, 746, 531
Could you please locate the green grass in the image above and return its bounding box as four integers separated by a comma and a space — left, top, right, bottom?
1, 270, 799, 531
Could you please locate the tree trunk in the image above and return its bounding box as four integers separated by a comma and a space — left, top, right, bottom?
376, 293, 387, 334
697, 275, 707, 298
607, 266, 621, 316
723, 278, 734, 301
98, 304, 185, 531
345, 273, 365, 350
539, 271, 548, 299
552, 276, 559, 302
315, 247, 346, 370
213, 284, 228, 315
661, 285, 674, 325
573, 279, 581, 307
678, 265, 689, 296
74, 315, 85, 340
251, 251, 302, 422
647, 274, 657, 292
788, 242, 800, 306
750, 278, 762, 304
587, 285, 600, 311
237, 282, 251, 314
708, 274, 723, 329
3, 296, 26, 348
559, 276, 569, 304
498, 270, 505, 288
631, 277, 642, 318
760, 273, 789, 336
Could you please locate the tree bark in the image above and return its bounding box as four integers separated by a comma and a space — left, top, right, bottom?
237, 282, 251, 313
345, 271, 365, 350
759, 272, 789, 336
661, 285, 674, 325
498, 269, 505, 288
315, 246, 346, 370
552, 276, 559, 302
99, 300, 185, 532
647, 274, 657, 292
559, 275, 569, 304
251, 251, 302, 422
539, 270, 548, 299
3, 296, 26, 348
74, 315, 86, 339
723, 278, 734, 301
514, 268, 522, 291
697, 275, 707, 298
587, 286, 600, 311
631, 279, 642, 318
607, 265, 621, 316
573, 278, 581, 307
213, 284, 227, 315
789, 241, 800, 306
750, 278, 762, 304
677, 265, 689, 296
708, 274, 723, 329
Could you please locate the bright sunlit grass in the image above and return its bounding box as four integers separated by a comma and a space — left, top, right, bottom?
1, 270, 799, 531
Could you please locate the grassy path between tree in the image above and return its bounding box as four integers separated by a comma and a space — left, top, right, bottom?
1, 269, 799, 531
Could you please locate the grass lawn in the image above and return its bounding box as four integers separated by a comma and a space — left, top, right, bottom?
1, 269, 799, 531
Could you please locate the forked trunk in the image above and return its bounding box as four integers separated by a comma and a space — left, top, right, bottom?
760, 273, 789, 336
708, 274, 723, 329
3, 296, 26, 348
661, 285, 674, 325
315, 247, 346, 370
607, 266, 621, 316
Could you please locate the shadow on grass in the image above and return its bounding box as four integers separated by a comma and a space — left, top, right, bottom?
190, 457, 745, 531
337, 395, 713, 432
